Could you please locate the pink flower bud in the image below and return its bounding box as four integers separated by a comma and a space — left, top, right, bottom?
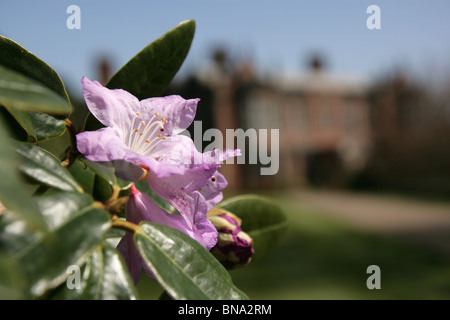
207, 208, 254, 270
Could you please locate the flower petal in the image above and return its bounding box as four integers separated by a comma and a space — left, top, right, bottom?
116, 233, 143, 285
76, 127, 131, 163
138, 95, 199, 136
82, 77, 139, 139
199, 171, 228, 210
128, 186, 218, 250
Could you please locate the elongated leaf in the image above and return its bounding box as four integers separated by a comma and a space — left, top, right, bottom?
67, 159, 95, 193
0, 192, 111, 297
16, 143, 83, 193
218, 195, 288, 261
80, 159, 117, 186
0, 65, 71, 114
0, 35, 70, 105
0, 113, 45, 230
84, 20, 195, 131
53, 244, 138, 300
107, 20, 195, 99
28, 112, 66, 140
135, 222, 248, 300
5, 107, 66, 141
80, 159, 135, 190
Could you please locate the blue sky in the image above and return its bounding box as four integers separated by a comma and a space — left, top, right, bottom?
1, 0, 450, 95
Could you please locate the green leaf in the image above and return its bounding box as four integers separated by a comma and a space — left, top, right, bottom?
218, 195, 288, 262
80, 159, 135, 190
107, 19, 195, 100
0, 113, 45, 230
80, 159, 116, 186
28, 112, 66, 140
0, 192, 111, 297
0, 252, 27, 300
5, 107, 66, 141
135, 222, 248, 300
84, 20, 195, 131
16, 143, 83, 193
0, 35, 70, 106
0, 65, 71, 114
52, 244, 138, 300
67, 159, 95, 194
92, 174, 113, 202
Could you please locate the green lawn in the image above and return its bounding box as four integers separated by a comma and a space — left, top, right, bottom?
136, 193, 450, 300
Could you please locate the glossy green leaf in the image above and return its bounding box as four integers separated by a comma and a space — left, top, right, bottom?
80, 159, 135, 190
80, 159, 117, 186
53, 244, 138, 300
0, 113, 45, 230
5, 108, 66, 141
84, 20, 195, 131
0, 192, 111, 297
93, 174, 113, 202
107, 20, 195, 99
0, 65, 71, 114
218, 195, 288, 261
16, 143, 83, 193
67, 159, 96, 194
135, 222, 248, 300
0, 35, 70, 106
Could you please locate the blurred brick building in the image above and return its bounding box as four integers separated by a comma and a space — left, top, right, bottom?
167, 50, 372, 190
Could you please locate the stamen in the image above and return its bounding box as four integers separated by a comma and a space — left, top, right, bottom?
127, 112, 142, 147
133, 119, 164, 153
155, 112, 160, 117
161, 117, 168, 124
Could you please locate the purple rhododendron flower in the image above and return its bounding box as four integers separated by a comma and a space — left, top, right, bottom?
76, 77, 240, 281
76, 78, 239, 208
117, 185, 218, 284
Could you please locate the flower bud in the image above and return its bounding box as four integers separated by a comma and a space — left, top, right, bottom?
207, 208, 254, 270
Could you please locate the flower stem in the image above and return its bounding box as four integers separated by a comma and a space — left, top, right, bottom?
111, 218, 140, 233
